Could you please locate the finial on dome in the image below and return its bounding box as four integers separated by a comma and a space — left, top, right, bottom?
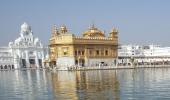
60, 25, 67, 33
109, 27, 118, 38
23, 22, 28, 25
89, 22, 96, 30
52, 24, 59, 36
92, 23, 95, 28
111, 27, 118, 33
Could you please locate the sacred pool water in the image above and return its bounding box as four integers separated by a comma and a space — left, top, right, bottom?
0, 68, 170, 100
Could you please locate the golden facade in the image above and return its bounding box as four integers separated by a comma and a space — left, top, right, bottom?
47, 24, 118, 67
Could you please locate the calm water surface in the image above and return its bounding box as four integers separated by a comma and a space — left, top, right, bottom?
1, 68, 170, 100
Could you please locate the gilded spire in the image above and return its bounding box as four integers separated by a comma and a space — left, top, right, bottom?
111, 27, 118, 33
89, 23, 97, 30
60, 25, 67, 33
109, 27, 118, 38
52, 24, 59, 36
91, 23, 95, 29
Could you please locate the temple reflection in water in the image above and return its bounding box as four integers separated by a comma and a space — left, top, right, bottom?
51, 70, 120, 100
1, 69, 170, 99
0, 70, 52, 100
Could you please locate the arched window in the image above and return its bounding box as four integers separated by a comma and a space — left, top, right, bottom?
96, 50, 99, 55
82, 51, 84, 55
4, 65, 7, 69
12, 65, 14, 69
75, 50, 77, 56
105, 50, 108, 56
0, 65, 3, 69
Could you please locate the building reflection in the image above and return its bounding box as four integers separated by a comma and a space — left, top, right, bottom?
51, 70, 120, 100
1, 68, 170, 99
51, 71, 78, 100
2, 69, 52, 100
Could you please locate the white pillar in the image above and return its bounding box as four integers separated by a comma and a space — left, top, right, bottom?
41, 51, 44, 68
85, 58, 88, 67
35, 51, 39, 68
14, 56, 19, 69
25, 50, 30, 68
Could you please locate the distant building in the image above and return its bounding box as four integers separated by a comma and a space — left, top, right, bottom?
119, 44, 170, 57
118, 44, 170, 64
0, 22, 47, 70
0, 47, 14, 69
45, 24, 118, 68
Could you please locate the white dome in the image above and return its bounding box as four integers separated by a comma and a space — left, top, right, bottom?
8, 42, 13, 47
21, 22, 31, 32
34, 38, 39, 44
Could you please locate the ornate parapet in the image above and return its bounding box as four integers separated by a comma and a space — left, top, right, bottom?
49, 34, 75, 45
73, 36, 118, 45
74, 36, 114, 40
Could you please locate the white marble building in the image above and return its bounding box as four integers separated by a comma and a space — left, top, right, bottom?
0, 22, 47, 69
118, 44, 170, 64
118, 44, 170, 57
0, 47, 14, 69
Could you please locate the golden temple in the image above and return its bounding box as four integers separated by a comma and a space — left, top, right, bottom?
45, 24, 118, 68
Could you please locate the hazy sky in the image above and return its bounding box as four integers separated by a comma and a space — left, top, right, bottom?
0, 0, 170, 46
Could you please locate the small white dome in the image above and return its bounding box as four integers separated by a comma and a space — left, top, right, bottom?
34, 38, 39, 44
21, 22, 31, 32
8, 42, 13, 47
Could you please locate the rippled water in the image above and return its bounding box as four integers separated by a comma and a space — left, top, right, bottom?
1, 68, 170, 100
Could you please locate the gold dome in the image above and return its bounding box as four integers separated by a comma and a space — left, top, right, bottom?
83, 24, 105, 37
